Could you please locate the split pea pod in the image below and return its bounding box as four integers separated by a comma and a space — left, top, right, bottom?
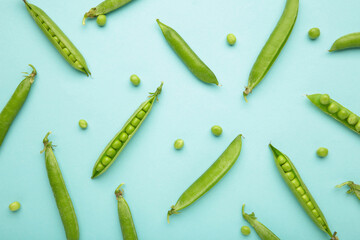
269, 144, 338, 240
91, 82, 163, 178
307, 94, 360, 134
83, 0, 133, 25
329, 33, 360, 52
41, 132, 79, 240
115, 184, 138, 240
0, 65, 36, 147
157, 19, 219, 85
24, 0, 91, 76
243, 0, 298, 101
242, 204, 280, 240
336, 181, 360, 201
167, 134, 242, 222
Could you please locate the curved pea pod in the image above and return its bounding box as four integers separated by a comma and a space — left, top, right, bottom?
336, 181, 360, 201
91, 82, 163, 178
329, 32, 360, 52
157, 19, 219, 85
269, 144, 338, 240
307, 94, 360, 134
83, 0, 133, 25
24, 0, 91, 76
242, 204, 280, 240
41, 132, 79, 240
115, 184, 138, 240
243, 0, 298, 101
167, 134, 242, 222
0, 65, 37, 147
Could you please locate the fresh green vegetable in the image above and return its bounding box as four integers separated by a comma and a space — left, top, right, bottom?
91, 83, 163, 178
329, 32, 360, 52
41, 132, 79, 240
211, 125, 223, 136
316, 147, 328, 158
227, 33, 236, 45
242, 204, 279, 240
115, 184, 138, 240
24, 1, 91, 76
174, 139, 184, 150
9, 201, 21, 212
244, 0, 298, 101
130, 74, 141, 86
168, 134, 242, 222
96, 15, 107, 26
308, 28, 320, 40
79, 119, 88, 129
241, 226, 251, 236
336, 181, 360, 201
83, 0, 132, 25
157, 19, 219, 85
269, 144, 338, 239
0, 65, 37, 147
307, 94, 360, 134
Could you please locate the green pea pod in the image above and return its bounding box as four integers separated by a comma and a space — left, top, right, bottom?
83, 0, 133, 24
329, 32, 360, 52
41, 132, 79, 240
269, 144, 338, 240
244, 0, 298, 101
115, 184, 138, 240
0, 65, 36, 147
242, 204, 280, 240
91, 82, 163, 178
336, 181, 360, 201
167, 134, 242, 222
307, 94, 360, 134
24, 0, 91, 76
157, 19, 219, 85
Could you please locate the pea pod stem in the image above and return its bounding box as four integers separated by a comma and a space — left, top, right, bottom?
336, 181, 360, 200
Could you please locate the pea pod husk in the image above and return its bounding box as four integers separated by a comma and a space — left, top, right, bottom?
0, 65, 36, 147
329, 32, 360, 52
336, 181, 360, 201
242, 204, 280, 240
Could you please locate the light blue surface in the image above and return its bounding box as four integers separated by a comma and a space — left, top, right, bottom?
0, 0, 359, 239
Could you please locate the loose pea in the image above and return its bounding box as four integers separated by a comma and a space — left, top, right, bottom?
281, 162, 291, 172
130, 74, 141, 86
106, 148, 116, 158
347, 114, 358, 125
136, 110, 146, 119
96, 163, 105, 172
337, 109, 349, 120
277, 155, 287, 165
291, 178, 300, 187
328, 103, 339, 113
241, 226, 251, 236
143, 103, 151, 112
9, 201, 21, 212
319, 94, 330, 105
355, 122, 360, 132
286, 172, 295, 180
211, 125, 223, 136
308, 27, 320, 40
125, 125, 135, 135
119, 132, 128, 142
131, 118, 141, 127
79, 119, 88, 129
96, 15, 106, 27
112, 140, 122, 149
316, 147, 328, 158
174, 139, 184, 150
101, 156, 112, 166
226, 33, 236, 46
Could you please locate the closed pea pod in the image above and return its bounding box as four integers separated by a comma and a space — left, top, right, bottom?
41, 132, 79, 240
167, 134, 242, 222
91, 82, 163, 178
307, 94, 360, 134
83, 0, 133, 25
24, 1, 91, 76
269, 144, 338, 240
329, 32, 360, 52
243, 0, 298, 101
242, 204, 280, 240
0, 65, 36, 147
157, 19, 219, 85
115, 184, 138, 240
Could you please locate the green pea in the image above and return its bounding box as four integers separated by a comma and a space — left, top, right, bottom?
53, 36, 60, 43
347, 114, 358, 125
59, 42, 65, 48
291, 178, 300, 188
312, 209, 319, 218
63, 48, 70, 56
277, 155, 287, 165
9, 201, 21, 212
79, 119, 88, 129
42, 22, 49, 30
226, 33, 236, 46
125, 125, 135, 135
296, 186, 305, 195
316, 147, 328, 158
337, 109, 349, 120
111, 140, 122, 149
286, 172, 295, 180
69, 54, 76, 63
48, 28, 55, 37
211, 125, 223, 136
143, 103, 151, 112
101, 156, 112, 165
119, 132, 128, 142
317, 217, 325, 225
302, 194, 310, 202
136, 110, 146, 119
355, 122, 360, 132
174, 139, 184, 150
96, 14, 107, 27
96, 163, 105, 172
281, 162, 291, 172
106, 148, 116, 158
308, 27, 320, 40
241, 226, 251, 236
328, 102, 339, 113
131, 118, 141, 127
319, 94, 330, 105
307, 201, 315, 210
130, 74, 141, 86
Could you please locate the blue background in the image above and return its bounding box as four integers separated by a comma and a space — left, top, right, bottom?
0, 0, 359, 239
